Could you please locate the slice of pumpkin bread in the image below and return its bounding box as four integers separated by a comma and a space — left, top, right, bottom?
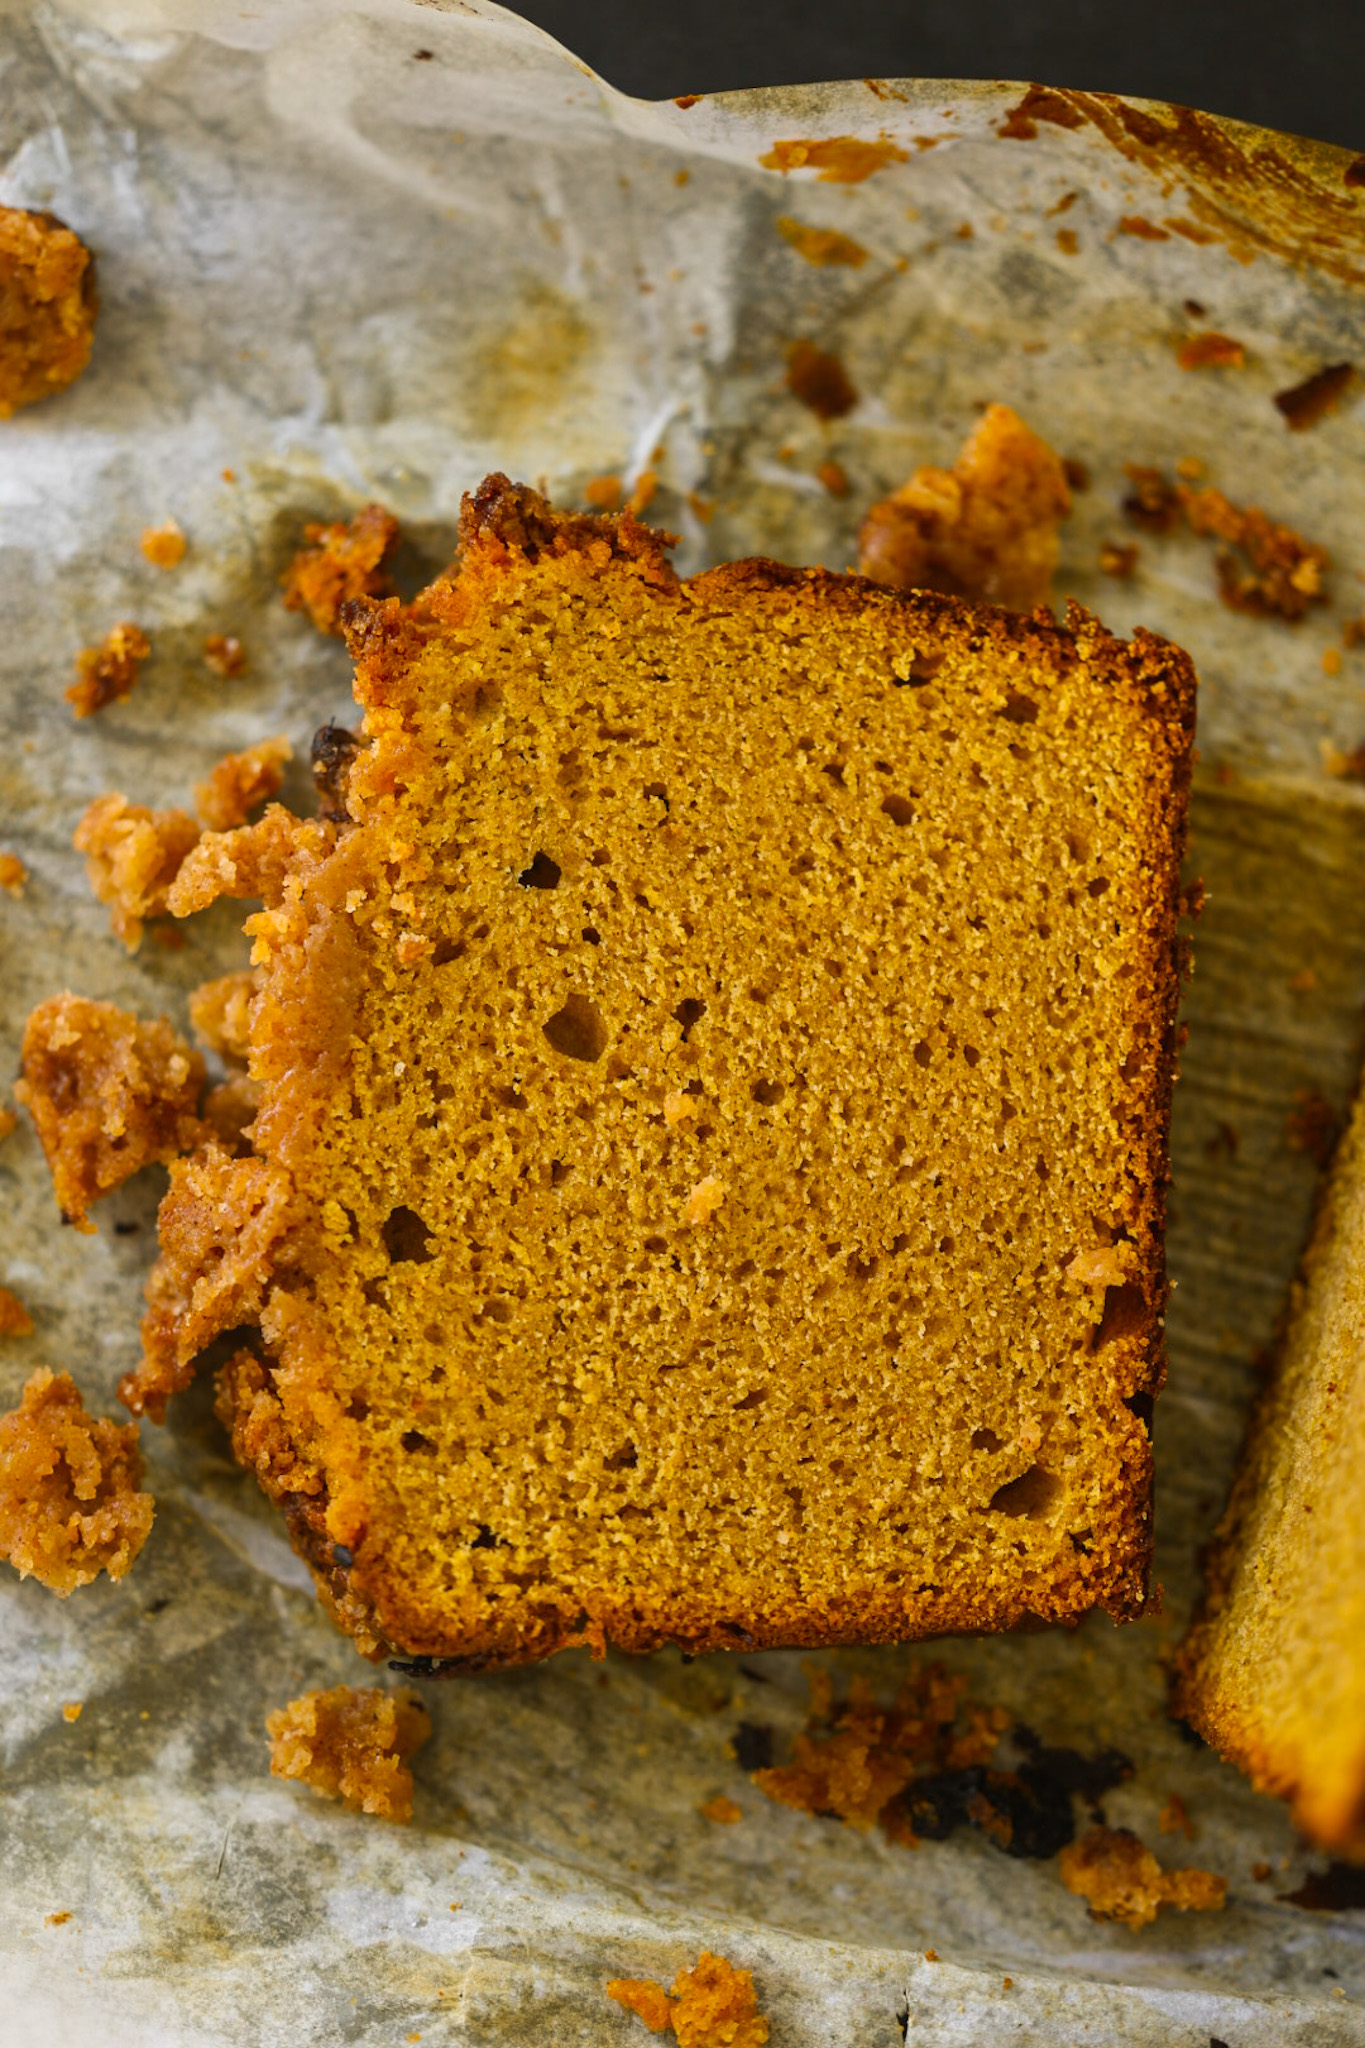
1175, 1087, 1365, 1857
126, 476, 1195, 1669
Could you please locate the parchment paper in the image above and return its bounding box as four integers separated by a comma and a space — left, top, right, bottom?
3, 3, 1365, 2040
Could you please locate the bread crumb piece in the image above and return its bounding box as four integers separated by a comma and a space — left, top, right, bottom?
265, 1684, 431, 1821
1158, 1791, 1194, 1838
761, 135, 908, 182
776, 216, 869, 267
699, 1794, 742, 1824
1274, 362, 1356, 431
817, 459, 849, 496
0, 850, 27, 892
0, 1287, 35, 1337
45, 1911, 72, 1926
607, 1953, 768, 2046
1100, 541, 1138, 579
1343, 617, 1365, 650
1066, 1245, 1127, 1288
1184, 486, 1329, 620
1176, 332, 1244, 370
139, 520, 186, 568
282, 504, 399, 636
73, 794, 200, 950
0, 1368, 154, 1594
66, 623, 150, 719
189, 971, 258, 1063
786, 338, 858, 420
203, 633, 246, 678
16, 995, 205, 1228
0, 206, 97, 417
1323, 648, 1343, 677
858, 404, 1070, 611
0, 1106, 16, 1144
663, 1090, 696, 1128
923, 1948, 939, 1962
194, 735, 293, 832
1252, 1860, 1272, 1881
585, 475, 623, 512
1122, 465, 1183, 533
684, 1176, 726, 1226
61, 1701, 82, 1722
1058, 1824, 1226, 1928
165, 807, 316, 917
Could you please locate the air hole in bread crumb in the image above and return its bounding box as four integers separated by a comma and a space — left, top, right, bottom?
543, 995, 607, 1062
971, 1427, 1004, 1453
913, 1040, 932, 1068
582, 926, 601, 945
1087, 875, 1110, 897
383, 1206, 435, 1264
990, 1464, 1060, 1517
517, 851, 561, 890
401, 1429, 436, 1454
752, 1078, 785, 1106
1094, 1282, 1147, 1349
881, 793, 915, 826
643, 1235, 668, 1254
734, 1387, 766, 1410
432, 937, 465, 967
1002, 690, 1039, 724
673, 997, 706, 1040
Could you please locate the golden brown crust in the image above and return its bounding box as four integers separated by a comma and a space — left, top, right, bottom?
153, 478, 1194, 1669
0, 207, 97, 418
73, 793, 201, 950
16, 995, 205, 1230
0, 1368, 153, 1594
264, 1683, 430, 1821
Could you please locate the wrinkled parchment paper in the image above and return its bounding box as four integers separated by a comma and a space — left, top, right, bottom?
4, 3, 1365, 2040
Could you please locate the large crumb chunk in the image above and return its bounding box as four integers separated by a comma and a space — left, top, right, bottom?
0, 1368, 153, 1594
1181, 486, 1328, 621
0, 1287, 35, 1336
194, 736, 293, 833
66, 623, 151, 719
1058, 1824, 1227, 1929
282, 503, 400, 636
265, 1684, 430, 1820
0, 206, 97, 418
166, 807, 319, 917
607, 1952, 768, 2047
16, 995, 205, 1229
857, 404, 1071, 611
73, 793, 200, 949
139, 520, 186, 568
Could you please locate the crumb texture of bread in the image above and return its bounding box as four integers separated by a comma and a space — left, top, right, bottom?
265, 1684, 430, 1820
0, 206, 96, 417
194, 736, 292, 833
164, 807, 327, 918
1175, 1084, 1365, 1857
857, 404, 1071, 611
144, 478, 1193, 1667
282, 503, 400, 636
16, 995, 205, 1230
1057, 1825, 1226, 1928
0, 1368, 153, 1594
66, 622, 150, 719
189, 971, 259, 1063
606, 1953, 768, 2045
73, 793, 201, 949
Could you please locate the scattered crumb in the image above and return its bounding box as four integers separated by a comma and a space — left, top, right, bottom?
73, 793, 200, 949
0, 1368, 154, 1595
923, 1949, 939, 1962
607, 1952, 768, 2046
0, 1107, 16, 1143
1002, 1976, 1012, 1988
584, 475, 623, 512
817, 459, 849, 496
203, 633, 246, 678
1176, 332, 1244, 370
1116, 214, 1170, 240
1100, 541, 1138, 579
265, 1684, 431, 1821
66, 622, 150, 719
760, 135, 908, 183
0, 850, 26, 892
1183, 486, 1329, 620
15, 994, 205, 1228
139, 519, 186, 568
627, 470, 658, 516
0, 1287, 35, 1337
1287, 1088, 1338, 1170
165, 807, 316, 918
1122, 464, 1182, 533
45, 1911, 72, 1926
1323, 648, 1343, 677
194, 735, 293, 833
858, 404, 1070, 612
1062, 456, 1090, 491
1055, 228, 1078, 255
1343, 617, 1365, 649
775, 215, 869, 267
0, 205, 97, 417
1323, 742, 1365, 780
1274, 362, 1355, 431
699, 1795, 742, 1825
1158, 1792, 1194, 1839
1252, 1860, 1272, 1882
686, 492, 714, 524
189, 971, 258, 1063
684, 1176, 726, 1226
281, 503, 399, 636
61, 1701, 82, 1722
785, 339, 859, 420
1058, 1824, 1226, 1929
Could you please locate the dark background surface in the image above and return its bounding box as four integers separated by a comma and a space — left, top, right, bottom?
515, 0, 1364, 154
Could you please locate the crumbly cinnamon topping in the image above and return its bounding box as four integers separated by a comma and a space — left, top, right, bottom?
0, 1368, 153, 1594
16, 995, 205, 1230
858, 404, 1071, 611
282, 503, 400, 636
1058, 1824, 1226, 1928
66, 623, 151, 719
73, 793, 201, 949
265, 1684, 430, 1821
0, 206, 97, 418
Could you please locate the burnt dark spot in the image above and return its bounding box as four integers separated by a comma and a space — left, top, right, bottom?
311, 722, 360, 820
331, 1543, 354, 1568
1280, 1862, 1365, 1911
885, 1731, 1130, 1860
517, 851, 561, 890
731, 1721, 775, 1772
383, 1205, 435, 1264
